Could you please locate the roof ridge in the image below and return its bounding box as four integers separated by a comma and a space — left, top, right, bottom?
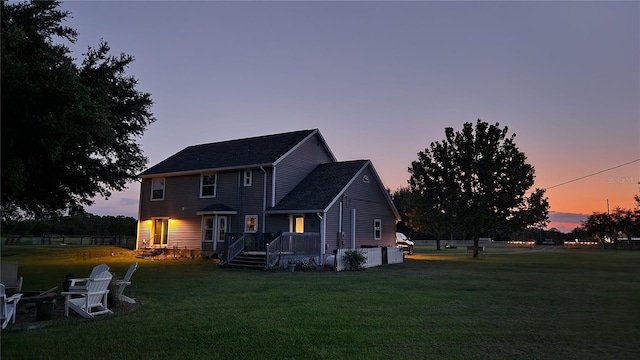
185, 129, 317, 149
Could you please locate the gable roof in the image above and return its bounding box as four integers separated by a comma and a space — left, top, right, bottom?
140, 129, 329, 177
268, 160, 401, 220
267, 160, 369, 213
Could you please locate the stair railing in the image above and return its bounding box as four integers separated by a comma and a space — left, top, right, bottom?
226, 234, 246, 263
266, 232, 283, 267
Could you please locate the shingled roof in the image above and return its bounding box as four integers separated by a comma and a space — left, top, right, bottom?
140, 129, 319, 177
268, 160, 370, 213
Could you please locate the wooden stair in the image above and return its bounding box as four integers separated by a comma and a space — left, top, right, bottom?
228, 252, 266, 269
136, 248, 164, 258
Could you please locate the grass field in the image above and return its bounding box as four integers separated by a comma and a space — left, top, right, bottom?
1, 245, 639, 359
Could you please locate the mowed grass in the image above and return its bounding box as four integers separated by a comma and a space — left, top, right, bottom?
1, 246, 639, 360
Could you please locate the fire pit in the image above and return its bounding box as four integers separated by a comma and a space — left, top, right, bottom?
17, 287, 60, 321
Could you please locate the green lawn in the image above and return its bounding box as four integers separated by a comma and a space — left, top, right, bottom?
1, 245, 639, 359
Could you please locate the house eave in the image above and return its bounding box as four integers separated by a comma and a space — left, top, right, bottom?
140, 163, 273, 179
265, 209, 325, 214
195, 210, 238, 215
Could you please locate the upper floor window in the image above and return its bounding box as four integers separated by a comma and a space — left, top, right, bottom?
151, 178, 165, 201
200, 173, 217, 198
374, 219, 382, 240
244, 170, 252, 187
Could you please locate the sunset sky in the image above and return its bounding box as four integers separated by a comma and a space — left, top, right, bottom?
58, 1, 640, 233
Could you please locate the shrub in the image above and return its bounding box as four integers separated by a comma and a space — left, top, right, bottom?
293, 259, 317, 272
263, 263, 279, 272
343, 250, 366, 271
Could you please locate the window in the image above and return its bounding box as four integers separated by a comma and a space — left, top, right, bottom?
294, 215, 304, 233
244, 170, 252, 187
203, 216, 214, 242
362, 175, 369, 183
200, 174, 217, 197
218, 216, 227, 241
374, 219, 382, 240
151, 178, 165, 200
245, 215, 258, 233
152, 218, 168, 246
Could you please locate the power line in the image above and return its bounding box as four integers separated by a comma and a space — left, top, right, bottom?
544, 158, 640, 191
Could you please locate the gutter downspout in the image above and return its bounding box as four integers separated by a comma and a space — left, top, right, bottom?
260, 166, 267, 233
317, 212, 325, 264
338, 197, 343, 249
271, 166, 276, 208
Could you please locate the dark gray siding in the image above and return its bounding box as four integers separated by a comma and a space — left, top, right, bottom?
325, 201, 343, 253
137, 169, 272, 248
139, 172, 241, 220
323, 165, 396, 253
304, 216, 321, 234
274, 133, 334, 205
237, 168, 269, 232
265, 215, 289, 234
343, 165, 397, 248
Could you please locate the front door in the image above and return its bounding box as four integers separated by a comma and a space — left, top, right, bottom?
292, 215, 304, 233
203, 215, 228, 252
203, 216, 215, 252
152, 218, 168, 246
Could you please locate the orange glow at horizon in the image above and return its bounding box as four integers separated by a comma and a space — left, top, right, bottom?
543, 176, 638, 215
538, 163, 639, 232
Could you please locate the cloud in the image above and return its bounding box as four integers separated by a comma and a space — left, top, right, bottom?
547, 211, 589, 233
549, 211, 589, 224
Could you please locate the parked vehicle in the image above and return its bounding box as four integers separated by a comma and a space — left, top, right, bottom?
395, 232, 414, 255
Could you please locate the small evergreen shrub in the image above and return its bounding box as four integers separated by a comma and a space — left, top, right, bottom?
343, 250, 366, 271
293, 259, 317, 272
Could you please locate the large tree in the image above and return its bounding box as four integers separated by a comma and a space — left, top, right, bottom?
407, 119, 549, 257
1, 1, 155, 219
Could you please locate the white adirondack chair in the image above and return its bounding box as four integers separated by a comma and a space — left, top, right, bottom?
1, 283, 22, 329
62, 269, 113, 318
114, 262, 138, 304
67, 264, 110, 292
1, 262, 24, 292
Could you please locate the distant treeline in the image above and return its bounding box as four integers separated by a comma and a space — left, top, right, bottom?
1, 212, 137, 237
395, 222, 567, 243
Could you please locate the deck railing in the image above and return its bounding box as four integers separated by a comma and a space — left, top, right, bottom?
266, 234, 282, 267
243, 233, 273, 252
266, 232, 321, 267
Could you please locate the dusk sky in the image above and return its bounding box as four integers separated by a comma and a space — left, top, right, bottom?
59, 1, 640, 233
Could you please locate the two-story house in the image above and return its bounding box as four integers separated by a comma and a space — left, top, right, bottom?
136, 129, 400, 266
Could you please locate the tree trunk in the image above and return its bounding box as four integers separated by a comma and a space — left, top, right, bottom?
473, 235, 480, 258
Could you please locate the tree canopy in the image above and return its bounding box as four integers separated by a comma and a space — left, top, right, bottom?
581, 194, 640, 243
1, 1, 155, 219
406, 119, 549, 256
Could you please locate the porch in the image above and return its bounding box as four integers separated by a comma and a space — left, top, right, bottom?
224, 232, 322, 269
